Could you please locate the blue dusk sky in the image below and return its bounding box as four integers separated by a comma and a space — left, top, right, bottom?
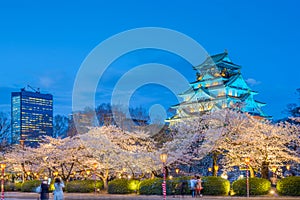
0, 0, 299, 120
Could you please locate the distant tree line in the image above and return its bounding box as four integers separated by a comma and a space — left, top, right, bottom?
54, 103, 151, 138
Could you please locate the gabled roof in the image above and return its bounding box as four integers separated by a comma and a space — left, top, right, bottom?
210, 52, 229, 63
255, 100, 267, 107
193, 50, 241, 70
178, 87, 195, 96
225, 74, 258, 94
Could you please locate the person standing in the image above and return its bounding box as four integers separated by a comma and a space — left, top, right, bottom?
40, 180, 49, 200
189, 176, 197, 198
180, 179, 187, 197
196, 175, 203, 197
53, 177, 65, 200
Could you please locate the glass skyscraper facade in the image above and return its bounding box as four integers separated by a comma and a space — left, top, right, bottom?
11, 89, 53, 147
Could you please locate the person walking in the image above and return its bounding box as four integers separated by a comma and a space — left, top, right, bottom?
53, 177, 65, 200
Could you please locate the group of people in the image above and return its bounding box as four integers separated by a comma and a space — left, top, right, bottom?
189, 175, 203, 198
38, 177, 65, 200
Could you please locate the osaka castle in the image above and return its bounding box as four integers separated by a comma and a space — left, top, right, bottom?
167, 50, 270, 123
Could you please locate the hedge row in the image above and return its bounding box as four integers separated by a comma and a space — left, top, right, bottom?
109, 176, 230, 196
66, 180, 103, 193
4, 176, 300, 196
232, 177, 271, 196
108, 179, 140, 194
4, 180, 103, 193
276, 176, 300, 196
202, 176, 230, 195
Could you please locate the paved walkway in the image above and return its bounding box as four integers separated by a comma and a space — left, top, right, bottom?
3, 192, 300, 200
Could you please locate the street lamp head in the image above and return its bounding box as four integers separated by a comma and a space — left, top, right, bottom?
286, 164, 290, 171
214, 165, 219, 171
160, 153, 168, 163
244, 157, 250, 165
271, 166, 277, 173
53, 171, 59, 177
86, 169, 91, 175
208, 167, 212, 172
93, 163, 98, 170
0, 163, 6, 170
175, 168, 180, 174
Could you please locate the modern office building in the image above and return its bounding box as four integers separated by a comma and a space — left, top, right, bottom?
11, 88, 53, 147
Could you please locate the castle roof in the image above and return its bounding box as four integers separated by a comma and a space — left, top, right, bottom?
193, 50, 241, 71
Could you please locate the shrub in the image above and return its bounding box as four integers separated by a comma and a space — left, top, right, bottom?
277, 176, 300, 196
170, 177, 189, 195
128, 179, 140, 193
232, 177, 271, 196
139, 178, 174, 195
4, 182, 19, 191
66, 180, 103, 193
21, 180, 41, 192
15, 182, 23, 191
108, 179, 140, 194
48, 182, 55, 192
202, 176, 230, 195
108, 179, 130, 194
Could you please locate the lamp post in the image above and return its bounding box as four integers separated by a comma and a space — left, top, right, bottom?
245, 157, 250, 198
160, 153, 168, 200
93, 163, 97, 194
1, 163, 6, 200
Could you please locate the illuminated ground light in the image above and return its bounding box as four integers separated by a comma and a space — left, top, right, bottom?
270, 189, 277, 195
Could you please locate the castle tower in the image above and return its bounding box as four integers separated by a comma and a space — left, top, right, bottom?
167, 51, 270, 123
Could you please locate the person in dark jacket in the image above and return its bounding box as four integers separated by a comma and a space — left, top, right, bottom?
40, 180, 49, 200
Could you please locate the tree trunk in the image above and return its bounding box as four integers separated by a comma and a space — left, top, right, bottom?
103, 178, 108, 190
261, 161, 269, 179
102, 169, 109, 190
212, 152, 218, 176
249, 165, 255, 178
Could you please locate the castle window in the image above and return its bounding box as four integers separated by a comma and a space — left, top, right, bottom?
207, 103, 213, 110
218, 91, 225, 97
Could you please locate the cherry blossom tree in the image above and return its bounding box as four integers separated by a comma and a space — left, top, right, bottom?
219, 117, 300, 178
4, 136, 84, 181
78, 125, 159, 189
167, 108, 300, 178
164, 109, 237, 175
